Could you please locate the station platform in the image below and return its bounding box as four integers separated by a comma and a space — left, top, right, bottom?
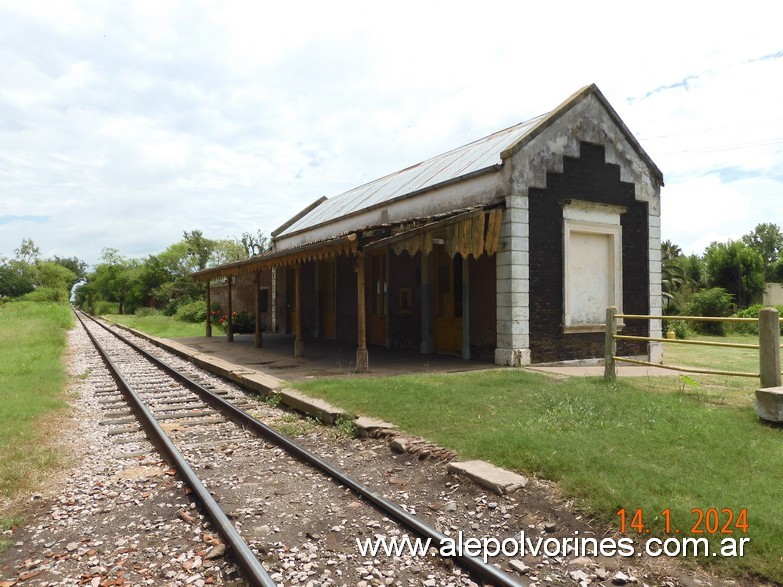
158, 332, 679, 381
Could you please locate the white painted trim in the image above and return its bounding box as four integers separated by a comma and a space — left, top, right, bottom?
562, 200, 627, 225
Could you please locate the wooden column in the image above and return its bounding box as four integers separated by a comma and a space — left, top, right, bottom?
293, 265, 304, 358
420, 252, 434, 354
205, 281, 212, 337
462, 255, 470, 360
313, 262, 321, 339
226, 276, 234, 342
254, 272, 262, 348
355, 252, 369, 373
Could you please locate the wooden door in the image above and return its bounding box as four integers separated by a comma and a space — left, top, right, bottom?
368, 251, 387, 346
285, 267, 297, 335
434, 248, 463, 355
319, 260, 337, 340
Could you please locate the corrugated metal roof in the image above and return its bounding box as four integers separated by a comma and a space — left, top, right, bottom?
276, 113, 548, 238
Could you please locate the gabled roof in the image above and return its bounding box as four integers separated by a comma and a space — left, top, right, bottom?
274, 115, 544, 240
274, 84, 663, 243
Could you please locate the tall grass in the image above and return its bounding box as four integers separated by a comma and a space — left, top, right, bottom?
0, 301, 73, 499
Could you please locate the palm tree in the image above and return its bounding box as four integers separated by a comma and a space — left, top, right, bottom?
661, 240, 683, 261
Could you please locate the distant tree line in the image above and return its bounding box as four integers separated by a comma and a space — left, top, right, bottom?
0, 238, 86, 302
0, 229, 269, 317
73, 229, 268, 315
663, 222, 783, 336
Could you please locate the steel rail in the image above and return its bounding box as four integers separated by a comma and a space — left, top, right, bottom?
75, 311, 277, 587
81, 312, 525, 587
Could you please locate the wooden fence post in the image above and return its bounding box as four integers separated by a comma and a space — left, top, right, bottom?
604, 306, 617, 381
759, 307, 781, 389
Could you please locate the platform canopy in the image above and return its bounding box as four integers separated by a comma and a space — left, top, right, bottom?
192, 205, 502, 282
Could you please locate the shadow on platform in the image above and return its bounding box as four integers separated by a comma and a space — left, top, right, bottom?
172, 333, 494, 381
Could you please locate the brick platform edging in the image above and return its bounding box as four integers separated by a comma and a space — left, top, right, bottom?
105, 320, 526, 494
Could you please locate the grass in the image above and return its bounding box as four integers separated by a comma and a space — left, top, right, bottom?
295, 356, 783, 583
102, 313, 207, 338
0, 301, 73, 507
658, 334, 779, 408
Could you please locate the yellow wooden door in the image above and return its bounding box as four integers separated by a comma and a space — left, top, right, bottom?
433, 248, 463, 355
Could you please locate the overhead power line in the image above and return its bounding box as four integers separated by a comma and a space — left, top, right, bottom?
656, 138, 783, 156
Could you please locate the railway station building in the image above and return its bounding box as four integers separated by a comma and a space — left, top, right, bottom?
193, 84, 664, 371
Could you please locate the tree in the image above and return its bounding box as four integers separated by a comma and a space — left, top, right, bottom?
34, 261, 77, 298
661, 258, 689, 311
0, 262, 35, 297
183, 230, 215, 271
741, 223, 783, 279
13, 238, 40, 264
211, 239, 247, 266
89, 249, 141, 314
51, 255, 88, 289
771, 258, 783, 283
240, 230, 270, 257
661, 239, 683, 261
704, 240, 765, 309
741, 223, 783, 266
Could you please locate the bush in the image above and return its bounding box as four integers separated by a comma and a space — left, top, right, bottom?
135, 307, 162, 318
209, 309, 255, 333
161, 296, 194, 316
175, 299, 207, 323
18, 287, 67, 302
730, 304, 783, 336
94, 300, 119, 315
684, 288, 734, 335
232, 310, 255, 333
663, 319, 690, 339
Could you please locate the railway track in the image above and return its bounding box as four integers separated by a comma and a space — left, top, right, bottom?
74, 311, 525, 587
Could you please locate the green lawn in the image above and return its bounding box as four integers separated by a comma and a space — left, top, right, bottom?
0, 301, 73, 549
295, 351, 782, 583
658, 334, 778, 408
102, 313, 207, 338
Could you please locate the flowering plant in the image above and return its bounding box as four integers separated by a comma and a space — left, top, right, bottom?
210, 309, 254, 333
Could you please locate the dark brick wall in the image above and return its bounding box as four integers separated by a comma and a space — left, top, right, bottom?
300, 263, 317, 339
336, 254, 358, 344
469, 253, 497, 361
528, 141, 649, 362
210, 270, 273, 331
388, 251, 421, 351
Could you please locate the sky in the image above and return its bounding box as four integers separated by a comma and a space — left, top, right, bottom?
1, 1, 782, 267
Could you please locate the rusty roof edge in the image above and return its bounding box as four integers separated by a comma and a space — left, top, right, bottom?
273, 163, 503, 245
270, 196, 328, 238
500, 84, 664, 187
362, 206, 489, 252
192, 234, 357, 281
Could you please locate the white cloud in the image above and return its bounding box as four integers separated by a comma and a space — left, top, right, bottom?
0, 0, 782, 266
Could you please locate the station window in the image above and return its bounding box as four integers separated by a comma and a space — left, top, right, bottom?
562, 201, 626, 332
